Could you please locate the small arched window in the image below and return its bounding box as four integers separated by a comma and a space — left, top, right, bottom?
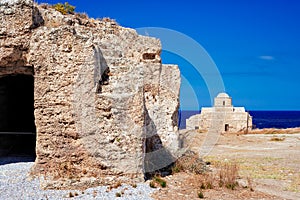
223, 101, 225, 106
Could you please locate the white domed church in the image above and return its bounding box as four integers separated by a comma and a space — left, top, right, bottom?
186, 93, 252, 132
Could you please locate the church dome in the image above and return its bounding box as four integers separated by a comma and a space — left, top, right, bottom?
217, 92, 230, 98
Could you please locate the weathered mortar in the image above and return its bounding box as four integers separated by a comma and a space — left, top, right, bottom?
0, 0, 181, 189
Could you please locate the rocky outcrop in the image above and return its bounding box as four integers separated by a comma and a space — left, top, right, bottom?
0, 0, 181, 189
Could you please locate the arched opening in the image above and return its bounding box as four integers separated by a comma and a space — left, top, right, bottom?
0, 74, 36, 162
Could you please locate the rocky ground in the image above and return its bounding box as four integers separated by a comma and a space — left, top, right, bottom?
0, 158, 156, 200
151, 130, 300, 200
1, 131, 299, 199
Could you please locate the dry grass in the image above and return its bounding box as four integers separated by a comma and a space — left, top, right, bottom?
200, 174, 215, 189
106, 181, 122, 191
270, 137, 285, 141
75, 12, 89, 19
197, 129, 208, 133
101, 17, 117, 23
191, 161, 241, 197
171, 151, 206, 174
172, 153, 240, 190
242, 128, 300, 135
218, 162, 239, 190
183, 158, 241, 190
285, 174, 300, 192
205, 156, 288, 181
204, 155, 300, 193
151, 154, 281, 200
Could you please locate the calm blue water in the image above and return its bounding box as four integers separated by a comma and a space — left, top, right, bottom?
179, 110, 300, 129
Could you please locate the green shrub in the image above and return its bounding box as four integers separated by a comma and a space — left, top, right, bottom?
53, 2, 75, 15
154, 176, 167, 188
206, 182, 213, 189
200, 183, 206, 189
198, 191, 204, 198
149, 176, 167, 188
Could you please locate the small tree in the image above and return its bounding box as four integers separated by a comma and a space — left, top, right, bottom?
53, 2, 75, 15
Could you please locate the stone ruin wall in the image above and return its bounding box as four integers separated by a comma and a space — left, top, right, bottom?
198, 108, 252, 132
0, 0, 180, 189
186, 114, 200, 130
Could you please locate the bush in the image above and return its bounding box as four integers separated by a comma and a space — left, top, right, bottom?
172, 151, 206, 174
199, 174, 214, 190
219, 162, 239, 190
154, 176, 167, 188
149, 176, 167, 188
53, 2, 75, 15
198, 191, 204, 198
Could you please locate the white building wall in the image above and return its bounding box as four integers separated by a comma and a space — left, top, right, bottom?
186, 93, 252, 132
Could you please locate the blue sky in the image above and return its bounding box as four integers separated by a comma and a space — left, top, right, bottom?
38, 0, 300, 110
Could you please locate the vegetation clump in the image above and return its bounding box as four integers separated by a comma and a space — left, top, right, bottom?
218, 162, 239, 190
53, 2, 75, 15
171, 151, 207, 174
270, 137, 285, 141
198, 190, 204, 198
149, 175, 167, 188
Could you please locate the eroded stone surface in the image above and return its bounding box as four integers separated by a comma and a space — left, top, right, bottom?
0, 0, 181, 189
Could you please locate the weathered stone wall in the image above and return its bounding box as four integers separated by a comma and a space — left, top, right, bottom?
198, 107, 252, 132
214, 95, 232, 107
186, 114, 201, 130
0, 0, 180, 189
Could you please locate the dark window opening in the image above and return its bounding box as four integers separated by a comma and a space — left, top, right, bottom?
97, 67, 110, 93
225, 124, 229, 132
223, 101, 225, 106
142, 53, 156, 60
0, 74, 36, 160
99, 67, 110, 86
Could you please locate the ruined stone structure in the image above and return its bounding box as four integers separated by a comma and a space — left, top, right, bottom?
186, 93, 252, 132
0, 0, 180, 189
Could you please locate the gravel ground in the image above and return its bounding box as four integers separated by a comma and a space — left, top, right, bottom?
0, 159, 156, 200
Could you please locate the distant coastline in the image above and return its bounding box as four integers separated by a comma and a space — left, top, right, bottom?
179, 110, 300, 130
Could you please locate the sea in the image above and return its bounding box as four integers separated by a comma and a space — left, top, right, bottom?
179, 110, 300, 129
